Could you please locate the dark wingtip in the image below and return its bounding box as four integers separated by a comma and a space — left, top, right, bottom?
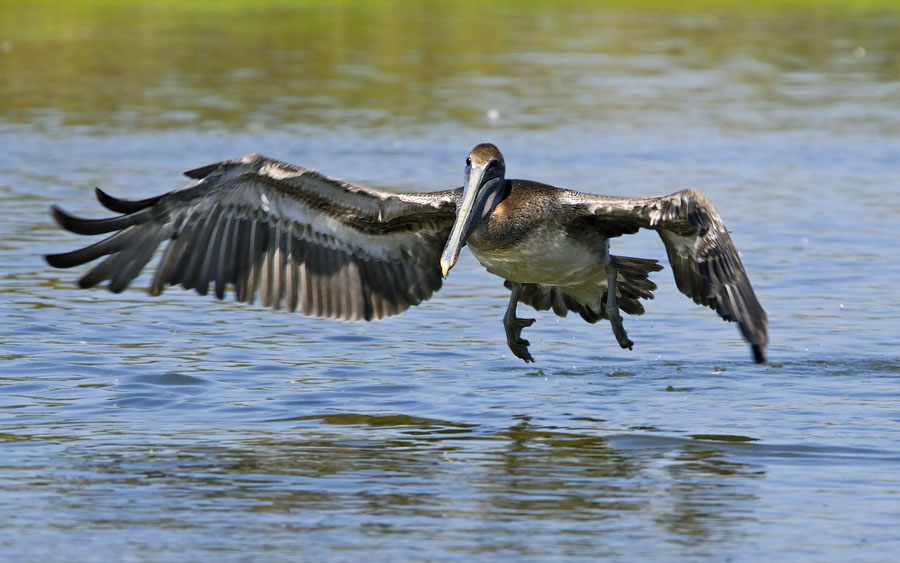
95, 187, 161, 213
95, 187, 122, 211
183, 162, 220, 179
48, 203, 149, 236
752, 344, 766, 364
44, 251, 69, 269
50, 205, 77, 231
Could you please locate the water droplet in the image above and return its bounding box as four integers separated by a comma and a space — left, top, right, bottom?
486, 108, 500, 121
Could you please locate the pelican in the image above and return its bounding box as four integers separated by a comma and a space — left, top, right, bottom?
45, 144, 768, 363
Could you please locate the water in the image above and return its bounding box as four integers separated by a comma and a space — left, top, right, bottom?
2, 2, 900, 560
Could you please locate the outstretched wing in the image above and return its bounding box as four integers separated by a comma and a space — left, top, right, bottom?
567, 188, 768, 363
46, 154, 461, 321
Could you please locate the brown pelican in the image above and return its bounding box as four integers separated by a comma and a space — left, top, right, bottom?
45, 144, 768, 363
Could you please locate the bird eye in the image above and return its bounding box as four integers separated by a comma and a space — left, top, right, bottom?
465, 158, 471, 167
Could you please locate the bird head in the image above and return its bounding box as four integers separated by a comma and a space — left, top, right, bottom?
439, 144, 507, 277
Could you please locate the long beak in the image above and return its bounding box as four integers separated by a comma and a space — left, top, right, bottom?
440, 166, 488, 278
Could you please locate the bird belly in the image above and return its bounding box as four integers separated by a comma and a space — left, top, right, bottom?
469, 232, 610, 298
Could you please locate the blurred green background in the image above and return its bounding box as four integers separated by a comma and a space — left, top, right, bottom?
3, 0, 898, 131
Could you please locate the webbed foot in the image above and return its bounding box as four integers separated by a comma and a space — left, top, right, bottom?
505, 316, 536, 362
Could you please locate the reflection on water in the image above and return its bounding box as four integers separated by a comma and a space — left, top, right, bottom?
8, 396, 896, 558
5, 415, 772, 558
2, 0, 900, 561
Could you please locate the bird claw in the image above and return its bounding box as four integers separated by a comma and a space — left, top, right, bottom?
506, 316, 535, 362
510, 341, 534, 363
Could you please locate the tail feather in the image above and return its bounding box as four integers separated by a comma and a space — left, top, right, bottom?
612, 255, 662, 316
504, 255, 664, 321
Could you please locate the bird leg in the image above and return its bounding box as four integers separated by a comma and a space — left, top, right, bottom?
607, 262, 634, 350
503, 282, 535, 363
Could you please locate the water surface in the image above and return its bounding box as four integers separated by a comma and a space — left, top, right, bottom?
2, 1, 899, 561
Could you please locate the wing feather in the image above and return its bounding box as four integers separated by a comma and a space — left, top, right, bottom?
214, 213, 236, 299
45, 226, 140, 269
46, 154, 461, 322
571, 188, 768, 362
